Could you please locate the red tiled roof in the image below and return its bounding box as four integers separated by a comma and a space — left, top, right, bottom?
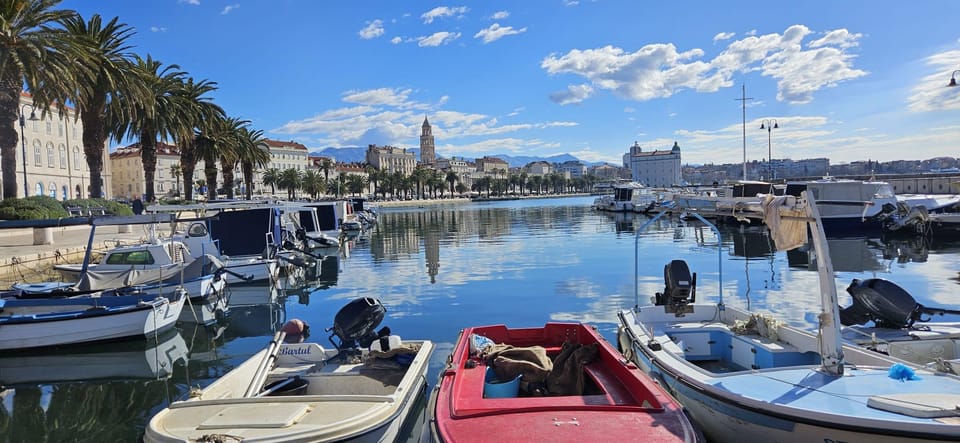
264, 139, 308, 151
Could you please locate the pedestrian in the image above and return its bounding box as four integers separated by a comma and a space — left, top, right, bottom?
132, 198, 144, 215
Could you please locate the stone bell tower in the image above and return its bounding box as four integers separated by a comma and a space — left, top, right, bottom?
420, 116, 436, 167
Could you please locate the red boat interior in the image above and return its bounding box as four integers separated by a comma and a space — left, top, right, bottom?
444, 323, 668, 418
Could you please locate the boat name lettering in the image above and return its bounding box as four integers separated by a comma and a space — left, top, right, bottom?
279, 347, 313, 356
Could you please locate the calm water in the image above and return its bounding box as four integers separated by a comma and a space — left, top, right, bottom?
3, 195, 960, 441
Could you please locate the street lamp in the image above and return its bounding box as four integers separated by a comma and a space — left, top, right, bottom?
760, 119, 779, 180
19, 104, 39, 197
948, 70, 960, 87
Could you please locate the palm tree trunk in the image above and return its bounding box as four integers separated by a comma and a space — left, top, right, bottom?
180, 144, 196, 200
242, 161, 254, 200
79, 97, 110, 199
221, 157, 236, 199
0, 76, 22, 200
139, 129, 159, 202
204, 151, 218, 201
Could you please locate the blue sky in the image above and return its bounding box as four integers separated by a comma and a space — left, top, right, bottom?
61, 1, 960, 166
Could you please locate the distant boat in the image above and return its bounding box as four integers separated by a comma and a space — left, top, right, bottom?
429, 322, 700, 442
783, 177, 898, 233
592, 181, 660, 213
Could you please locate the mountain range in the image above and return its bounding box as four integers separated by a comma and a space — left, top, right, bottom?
311, 146, 600, 168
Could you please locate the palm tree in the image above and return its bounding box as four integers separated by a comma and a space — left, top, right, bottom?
445, 171, 458, 196
63, 13, 144, 199
261, 167, 280, 195
175, 77, 221, 201
0, 0, 83, 199
345, 174, 368, 196
237, 126, 269, 200
518, 172, 528, 196
111, 55, 190, 202
278, 167, 302, 199
215, 117, 252, 200
319, 158, 334, 195
169, 162, 181, 196
301, 169, 324, 199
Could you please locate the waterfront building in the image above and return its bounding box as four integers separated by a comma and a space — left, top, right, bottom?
419, 117, 436, 167
7, 93, 112, 200
525, 161, 551, 176
366, 144, 416, 176
110, 143, 198, 199
623, 141, 682, 187
335, 162, 375, 196
476, 156, 509, 175
558, 160, 587, 179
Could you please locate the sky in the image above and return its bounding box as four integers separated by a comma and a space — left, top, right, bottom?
60, 0, 960, 166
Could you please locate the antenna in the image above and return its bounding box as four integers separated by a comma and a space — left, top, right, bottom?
734, 84, 753, 181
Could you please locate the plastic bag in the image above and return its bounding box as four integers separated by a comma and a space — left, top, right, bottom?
469, 334, 494, 355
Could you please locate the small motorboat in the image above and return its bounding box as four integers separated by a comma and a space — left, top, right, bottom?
145, 298, 434, 442
429, 322, 700, 442
0, 289, 185, 351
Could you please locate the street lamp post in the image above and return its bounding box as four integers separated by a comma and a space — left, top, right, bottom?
948, 70, 960, 87
760, 119, 779, 180
19, 104, 39, 197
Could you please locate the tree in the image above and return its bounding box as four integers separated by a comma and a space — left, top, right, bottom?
445, 171, 458, 196
237, 126, 269, 200
301, 169, 324, 199
174, 77, 221, 201
345, 174, 368, 196
63, 13, 145, 199
169, 162, 181, 196
0, 0, 82, 199
261, 167, 280, 195
111, 55, 190, 202
319, 158, 334, 195
278, 167, 302, 200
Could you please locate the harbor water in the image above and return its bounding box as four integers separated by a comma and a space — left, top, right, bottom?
2, 195, 960, 441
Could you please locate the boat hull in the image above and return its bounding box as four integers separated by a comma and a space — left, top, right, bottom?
617, 306, 960, 443
0, 293, 184, 351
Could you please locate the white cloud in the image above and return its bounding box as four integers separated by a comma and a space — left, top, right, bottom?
474, 23, 527, 44
342, 88, 415, 107
508, 106, 525, 116
541, 25, 867, 105
421, 6, 469, 24
390, 36, 402, 44
563, 0, 579, 6
549, 84, 594, 105
746, 29, 757, 36
179, 0, 200, 5
491, 11, 510, 20
359, 20, 384, 39
906, 49, 960, 113
713, 32, 735, 42
418, 31, 461, 47
150, 26, 167, 33
221, 4, 239, 15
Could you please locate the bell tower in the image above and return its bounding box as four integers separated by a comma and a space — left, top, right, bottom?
420, 116, 436, 167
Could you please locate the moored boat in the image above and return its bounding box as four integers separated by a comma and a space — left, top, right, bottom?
144, 298, 434, 442
617, 194, 960, 443
429, 322, 700, 442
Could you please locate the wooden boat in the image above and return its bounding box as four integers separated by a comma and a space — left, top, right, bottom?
0, 289, 185, 351
617, 194, 960, 443
145, 298, 435, 442
429, 322, 700, 443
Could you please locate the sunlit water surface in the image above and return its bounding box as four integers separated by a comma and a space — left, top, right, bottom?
3, 196, 960, 441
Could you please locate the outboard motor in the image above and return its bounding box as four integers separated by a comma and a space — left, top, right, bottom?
326, 297, 387, 351
656, 260, 696, 315
840, 278, 960, 328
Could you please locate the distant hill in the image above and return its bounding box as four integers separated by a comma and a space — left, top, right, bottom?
310, 147, 592, 168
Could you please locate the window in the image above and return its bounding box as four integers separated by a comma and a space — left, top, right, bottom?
73, 147, 81, 170
59, 145, 67, 169
105, 250, 155, 265
36, 182, 43, 196
34, 144, 41, 166
58, 122, 63, 136
47, 143, 55, 167
32, 120, 39, 132
45, 121, 51, 134
61, 185, 68, 201
49, 182, 56, 198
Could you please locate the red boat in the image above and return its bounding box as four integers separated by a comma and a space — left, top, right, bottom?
429, 322, 700, 442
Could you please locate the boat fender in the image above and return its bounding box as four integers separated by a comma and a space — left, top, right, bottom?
371, 334, 402, 352
282, 319, 311, 343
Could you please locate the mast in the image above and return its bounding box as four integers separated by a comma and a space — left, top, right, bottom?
803, 192, 845, 375
735, 84, 753, 181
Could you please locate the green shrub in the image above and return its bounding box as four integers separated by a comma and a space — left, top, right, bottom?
0, 196, 70, 220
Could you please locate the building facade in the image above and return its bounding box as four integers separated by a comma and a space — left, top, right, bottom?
623, 141, 682, 187
524, 161, 551, 176
476, 156, 509, 175
6, 93, 111, 200
110, 143, 221, 199
419, 116, 435, 167
557, 160, 587, 179
366, 144, 416, 175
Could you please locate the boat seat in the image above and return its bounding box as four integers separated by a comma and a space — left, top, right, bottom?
581, 363, 635, 406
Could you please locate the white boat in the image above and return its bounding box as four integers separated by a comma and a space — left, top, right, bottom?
144, 298, 435, 443
0, 289, 185, 351
667, 181, 772, 221
593, 182, 659, 213
0, 330, 188, 385
783, 177, 898, 233
617, 193, 960, 443
172, 220, 280, 286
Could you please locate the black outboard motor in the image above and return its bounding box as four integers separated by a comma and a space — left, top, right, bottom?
327, 297, 387, 351
841, 278, 960, 328
656, 260, 696, 315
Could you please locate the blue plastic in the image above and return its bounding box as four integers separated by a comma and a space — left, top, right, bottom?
888, 363, 921, 382
483, 366, 522, 398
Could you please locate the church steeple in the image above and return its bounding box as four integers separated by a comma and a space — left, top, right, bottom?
420, 116, 436, 167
